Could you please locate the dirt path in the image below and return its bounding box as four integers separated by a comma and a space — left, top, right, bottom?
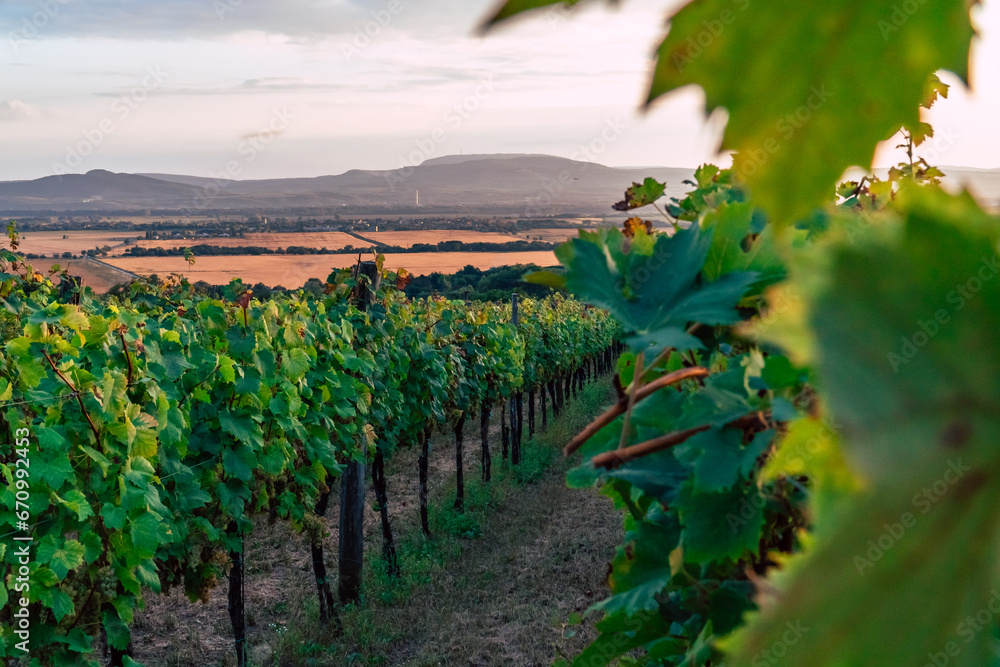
129, 379, 623, 666
376, 457, 623, 666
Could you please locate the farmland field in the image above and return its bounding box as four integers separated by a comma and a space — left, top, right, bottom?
104, 251, 559, 287
17, 230, 143, 257
52, 257, 138, 293
132, 231, 358, 252
15, 229, 548, 261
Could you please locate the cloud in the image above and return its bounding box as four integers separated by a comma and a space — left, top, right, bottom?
0, 99, 40, 121
0, 0, 466, 41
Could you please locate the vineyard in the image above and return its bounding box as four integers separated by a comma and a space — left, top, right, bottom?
5, 0, 1000, 665
0, 243, 620, 665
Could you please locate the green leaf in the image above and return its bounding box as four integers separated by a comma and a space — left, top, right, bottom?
60, 628, 95, 653
101, 503, 127, 531
592, 513, 681, 616
219, 413, 263, 449
612, 178, 667, 211
39, 585, 76, 621
217, 354, 237, 383
222, 445, 256, 482
724, 460, 1000, 667
480, 0, 587, 29
707, 581, 755, 636
701, 202, 784, 288
677, 482, 763, 564
675, 429, 750, 493
33, 452, 75, 489
129, 512, 168, 559
81, 531, 103, 564
103, 609, 131, 650
524, 270, 567, 290
36, 537, 86, 579
282, 347, 311, 381
560, 226, 756, 353
53, 489, 95, 521
728, 188, 1000, 666
647, 0, 974, 224
59, 305, 90, 333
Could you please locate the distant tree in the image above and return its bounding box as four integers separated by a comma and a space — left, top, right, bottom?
251, 282, 272, 300
301, 278, 324, 297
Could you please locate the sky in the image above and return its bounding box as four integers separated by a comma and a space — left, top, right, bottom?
0, 0, 997, 182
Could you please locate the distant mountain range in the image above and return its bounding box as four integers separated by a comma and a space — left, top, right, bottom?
0, 154, 694, 214
0, 154, 996, 213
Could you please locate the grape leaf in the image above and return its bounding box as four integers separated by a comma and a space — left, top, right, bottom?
613, 178, 667, 212
480, 0, 588, 30
727, 188, 1000, 666
724, 459, 1000, 667
103, 609, 131, 650
219, 413, 263, 449
36, 537, 85, 579
677, 482, 764, 563
646, 0, 974, 224
674, 428, 771, 493
557, 225, 757, 352
129, 512, 168, 559
700, 201, 784, 288
592, 513, 681, 616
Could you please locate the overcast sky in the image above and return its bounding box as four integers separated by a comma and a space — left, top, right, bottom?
0, 0, 997, 181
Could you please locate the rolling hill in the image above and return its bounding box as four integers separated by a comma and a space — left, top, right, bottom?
0, 155, 694, 213
2, 155, 996, 214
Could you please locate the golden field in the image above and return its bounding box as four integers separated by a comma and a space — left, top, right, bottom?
133, 232, 358, 252
17, 230, 143, 257
21, 230, 539, 257
104, 251, 559, 288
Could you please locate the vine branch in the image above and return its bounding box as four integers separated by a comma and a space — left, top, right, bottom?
563, 366, 709, 456
118, 329, 134, 387
43, 351, 100, 443
617, 350, 644, 450
590, 411, 770, 470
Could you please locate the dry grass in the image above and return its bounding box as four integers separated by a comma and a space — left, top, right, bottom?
129, 378, 623, 666
103, 251, 559, 286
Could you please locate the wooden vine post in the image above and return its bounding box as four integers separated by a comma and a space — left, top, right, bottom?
501, 404, 509, 461
528, 387, 535, 439
454, 412, 467, 511
311, 489, 337, 624
227, 521, 248, 667
372, 447, 399, 577
510, 293, 522, 464
419, 426, 432, 536
339, 260, 380, 605
540, 381, 547, 430
481, 401, 492, 482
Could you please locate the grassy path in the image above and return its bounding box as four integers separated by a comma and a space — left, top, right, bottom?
130, 377, 622, 666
